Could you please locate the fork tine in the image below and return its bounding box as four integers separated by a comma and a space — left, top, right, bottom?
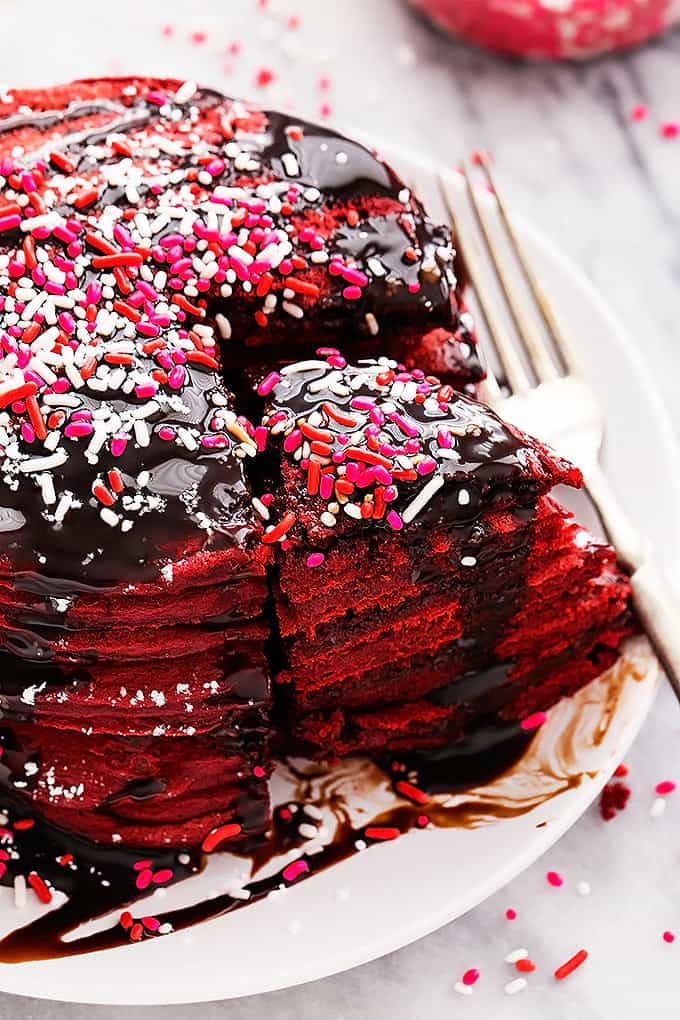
438, 173, 530, 396
478, 154, 582, 378
461, 164, 560, 386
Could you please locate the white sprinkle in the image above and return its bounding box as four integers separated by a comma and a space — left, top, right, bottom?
454, 982, 473, 996
134, 420, 150, 448
505, 948, 529, 963
367, 256, 386, 277
335, 151, 348, 165
461, 555, 477, 567
364, 312, 379, 335
280, 360, 327, 376
282, 300, 304, 319
298, 822, 318, 840
19, 449, 67, 473
304, 804, 323, 821
281, 152, 300, 177
13, 874, 26, 909
505, 978, 527, 996
252, 497, 270, 521
215, 313, 231, 340
100, 508, 119, 527
320, 511, 336, 528
343, 503, 362, 520
577, 880, 591, 896
651, 797, 666, 818
401, 474, 444, 524
458, 488, 471, 506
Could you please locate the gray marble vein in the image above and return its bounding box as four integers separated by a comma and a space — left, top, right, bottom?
0, 0, 678, 1016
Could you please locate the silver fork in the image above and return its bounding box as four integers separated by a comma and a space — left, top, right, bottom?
437, 156, 680, 702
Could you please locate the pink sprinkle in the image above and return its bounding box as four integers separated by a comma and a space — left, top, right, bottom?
255, 67, 275, 88
161, 23, 174, 37
630, 103, 648, 122
520, 711, 547, 731
152, 869, 173, 885
656, 781, 676, 795
306, 552, 325, 568
462, 968, 480, 986
342, 285, 362, 301
660, 121, 680, 139
142, 916, 161, 932
386, 510, 403, 531
257, 371, 281, 396
319, 103, 332, 119
506, 908, 517, 921
282, 859, 309, 883
111, 435, 128, 457
135, 868, 153, 891
546, 870, 563, 887
663, 930, 675, 943
318, 75, 332, 92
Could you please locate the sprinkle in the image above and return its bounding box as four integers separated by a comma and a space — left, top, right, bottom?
656, 780, 676, 795
650, 797, 666, 818
13, 874, 26, 909
630, 103, 648, 121
282, 859, 309, 883
306, 552, 325, 568
505, 908, 517, 920
520, 711, 547, 731
401, 473, 444, 524
453, 982, 472, 996
395, 780, 428, 805
546, 870, 563, 887
505, 948, 529, 963
516, 959, 536, 973
262, 512, 297, 544
281, 153, 299, 177
461, 968, 479, 986
504, 978, 527, 995
663, 931, 675, 943
660, 121, 680, 139
554, 949, 588, 980
577, 880, 591, 896
202, 823, 242, 853
27, 872, 52, 904
365, 826, 400, 841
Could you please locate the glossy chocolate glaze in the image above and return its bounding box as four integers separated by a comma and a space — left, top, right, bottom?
262, 359, 577, 546
0, 722, 527, 963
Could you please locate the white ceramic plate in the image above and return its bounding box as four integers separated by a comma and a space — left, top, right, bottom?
0, 149, 677, 1005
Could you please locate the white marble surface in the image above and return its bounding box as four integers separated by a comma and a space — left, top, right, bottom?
2, 0, 680, 1016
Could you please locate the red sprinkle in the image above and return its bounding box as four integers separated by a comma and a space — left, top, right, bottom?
630, 104, 648, 122
613, 762, 629, 777
462, 968, 479, 986
395, 780, 429, 805
505, 908, 517, 921
28, 872, 52, 904
255, 68, 275, 88
516, 958, 536, 973
660, 121, 680, 139
663, 930, 675, 943
554, 949, 588, 981
202, 823, 242, 853
365, 826, 400, 841
546, 870, 564, 887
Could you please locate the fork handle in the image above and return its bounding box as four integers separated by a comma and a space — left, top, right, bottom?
583, 462, 680, 703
